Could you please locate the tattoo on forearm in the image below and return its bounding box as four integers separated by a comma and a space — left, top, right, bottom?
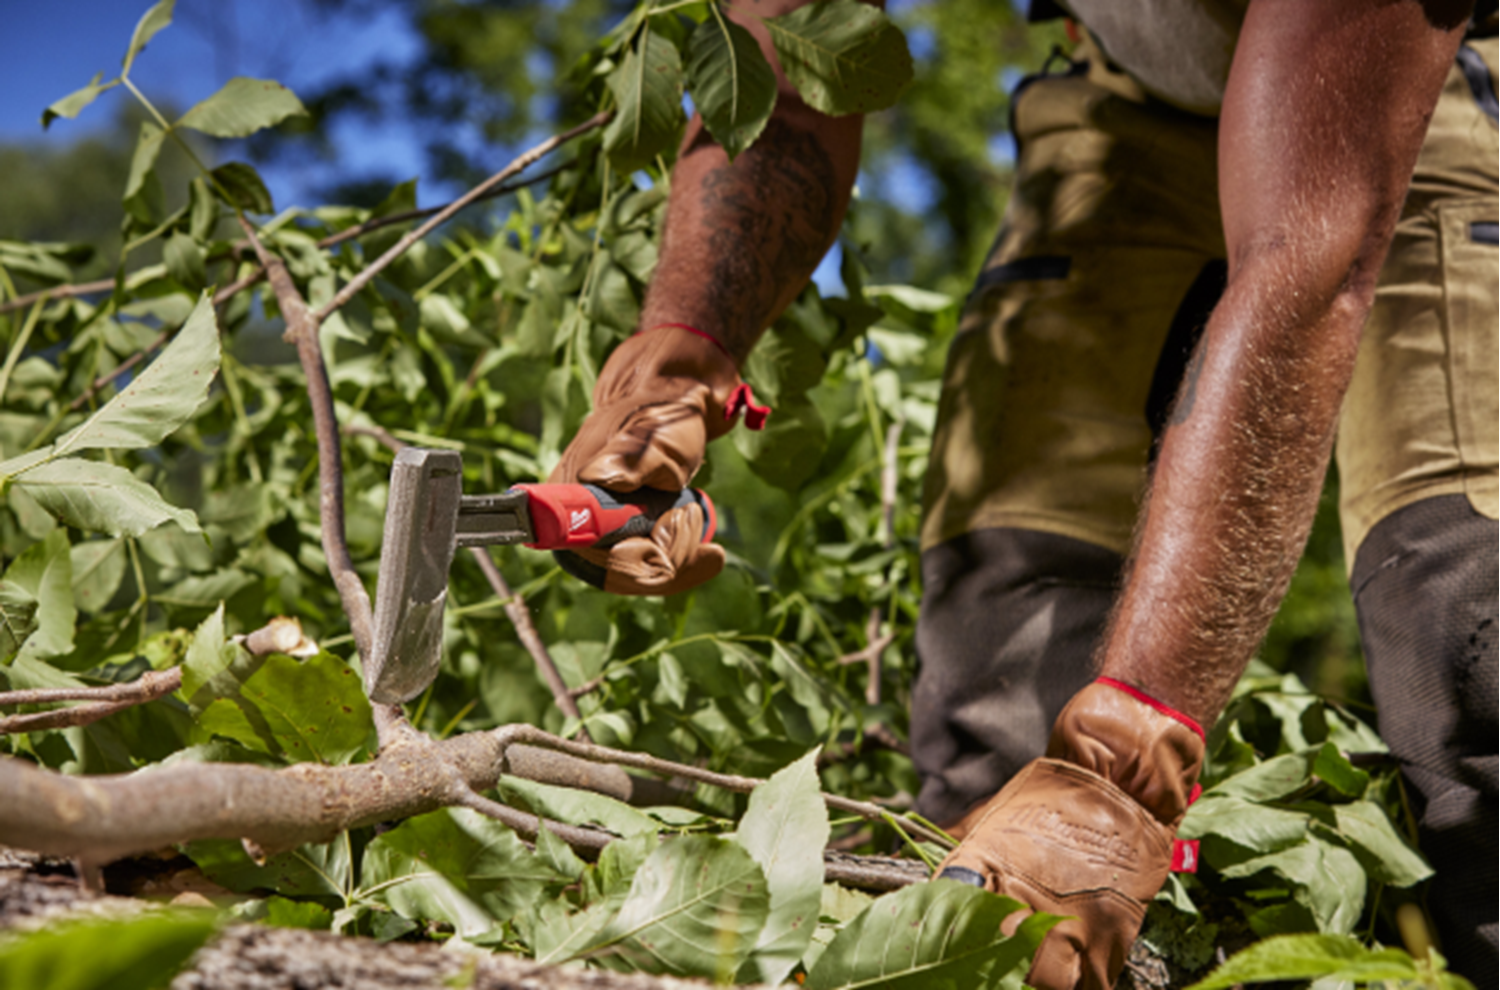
695, 119, 838, 356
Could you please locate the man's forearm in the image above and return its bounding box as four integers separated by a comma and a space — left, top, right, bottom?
1096, 0, 1470, 728
640, 3, 864, 364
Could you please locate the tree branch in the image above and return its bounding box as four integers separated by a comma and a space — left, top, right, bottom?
0, 161, 578, 318
484, 724, 951, 850
237, 215, 375, 674
312, 111, 611, 323
0, 721, 937, 887
0, 669, 183, 734
469, 546, 592, 740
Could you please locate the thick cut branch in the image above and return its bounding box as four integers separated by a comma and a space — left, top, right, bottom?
0, 724, 932, 889
0, 669, 183, 734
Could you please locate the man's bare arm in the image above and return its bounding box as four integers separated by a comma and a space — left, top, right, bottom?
639, 0, 866, 364
1098, 0, 1472, 727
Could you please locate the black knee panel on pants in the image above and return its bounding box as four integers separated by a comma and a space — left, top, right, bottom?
912, 527, 1123, 826
1352, 494, 1498, 987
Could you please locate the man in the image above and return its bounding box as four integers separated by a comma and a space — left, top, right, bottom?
550, 1, 1497, 987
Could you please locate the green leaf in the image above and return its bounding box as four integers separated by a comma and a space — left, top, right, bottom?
1312, 742, 1369, 797
603, 28, 686, 174
124, 120, 167, 205
685, 15, 777, 159
177, 77, 307, 139
1331, 800, 1432, 887
360, 808, 563, 938
70, 538, 126, 614
1186, 934, 1433, 990
259, 896, 334, 930
14, 293, 220, 464
497, 776, 661, 837
187, 836, 351, 899
764, 0, 913, 116
201, 483, 277, 545
1180, 795, 1310, 852
164, 231, 206, 290
188, 177, 218, 242
1202, 751, 1313, 803
1219, 839, 1366, 935
0, 581, 39, 662
210, 162, 275, 214
123, 0, 175, 74
10, 458, 201, 537
193, 651, 372, 765
156, 568, 256, 610
735, 749, 829, 985
0, 909, 214, 990
41, 73, 120, 130
805, 880, 1054, 990
4, 530, 74, 660
578, 835, 771, 979
733, 396, 826, 491
180, 604, 238, 703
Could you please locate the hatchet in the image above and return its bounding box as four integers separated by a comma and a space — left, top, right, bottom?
363, 447, 715, 704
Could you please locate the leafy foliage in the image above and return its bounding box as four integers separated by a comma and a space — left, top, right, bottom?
1186, 935, 1475, 990
0, 2, 1442, 988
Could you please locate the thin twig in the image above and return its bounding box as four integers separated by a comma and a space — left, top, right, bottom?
313, 111, 612, 323
486, 724, 953, 850
317, 160, 574, 252
470, 547, 592, 740
454, 786, 612, 856
0, 162, 577, 317
237, 214, 375, 671
835, 419, 905, 708
880, 418, 902, 547
837, 609, 894, 707
568, 674, 606, 700
0, 277, 114, 314
0, 669, 183, 734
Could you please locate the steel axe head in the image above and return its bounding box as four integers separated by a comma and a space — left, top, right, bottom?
364, 447, 462, 704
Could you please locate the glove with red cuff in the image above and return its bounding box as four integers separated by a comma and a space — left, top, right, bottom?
548, 324, 769, 596
934, 678, 1206, 990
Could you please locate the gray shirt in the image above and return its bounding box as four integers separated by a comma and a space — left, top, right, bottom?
1063, 0, 1250, 115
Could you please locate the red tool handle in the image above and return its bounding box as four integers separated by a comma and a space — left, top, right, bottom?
510, 483, 717, 550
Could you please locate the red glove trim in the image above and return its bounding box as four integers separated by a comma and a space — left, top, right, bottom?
1171, 839, 1201, 873
641, 324, 771, 430
644, 322, 734, 362
726, 382, 771, 430
1170, 783, 1204, 873
1095, 676, 1206, 741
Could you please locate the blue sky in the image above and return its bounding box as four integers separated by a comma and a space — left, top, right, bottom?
2, 0, 432, 210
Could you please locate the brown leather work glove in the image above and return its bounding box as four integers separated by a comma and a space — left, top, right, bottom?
934, 678, 1206, 990
548, 324, 768, 596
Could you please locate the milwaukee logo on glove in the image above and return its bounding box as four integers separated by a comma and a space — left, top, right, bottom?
1010, 802, 1142, 871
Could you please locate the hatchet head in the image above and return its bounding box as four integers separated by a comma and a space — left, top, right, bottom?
364, 447, 462, 704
